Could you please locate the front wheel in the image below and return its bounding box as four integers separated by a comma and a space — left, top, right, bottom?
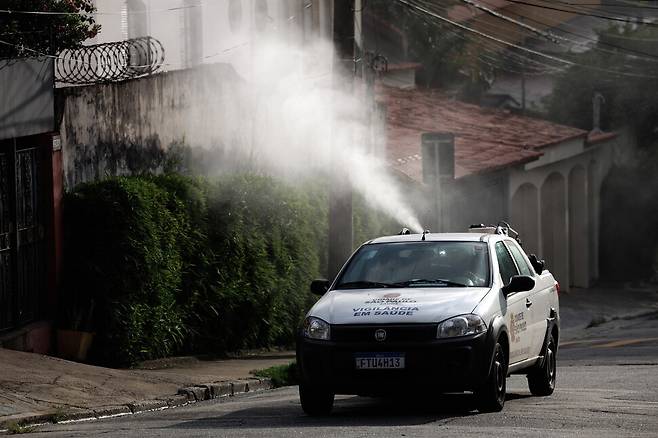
299, 382, 334, 416
528, 333, 557, 396
475, 342, 507, 413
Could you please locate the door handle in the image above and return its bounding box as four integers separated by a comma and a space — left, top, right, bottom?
526, 298, 533, 308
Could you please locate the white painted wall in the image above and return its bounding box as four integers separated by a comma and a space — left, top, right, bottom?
508, 136, 620, 291
89, 0, 334, 76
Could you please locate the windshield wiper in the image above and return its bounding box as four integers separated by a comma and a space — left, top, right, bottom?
335, 281, 397, 289
398, 278, 470, 288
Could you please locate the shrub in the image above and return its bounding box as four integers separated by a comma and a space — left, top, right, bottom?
62, 173, 404, 365
62, 177, 189, 365
193, 174, 323, 352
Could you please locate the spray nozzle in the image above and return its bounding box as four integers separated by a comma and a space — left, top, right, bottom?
421, 229, 430, 241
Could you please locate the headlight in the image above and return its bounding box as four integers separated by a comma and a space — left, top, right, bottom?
303, 316, 330, 340
437, 314, 487, 339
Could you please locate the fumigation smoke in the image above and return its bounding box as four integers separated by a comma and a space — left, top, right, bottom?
214, 36, 424, 233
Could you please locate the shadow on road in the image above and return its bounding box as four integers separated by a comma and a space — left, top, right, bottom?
166, 392, 532, 430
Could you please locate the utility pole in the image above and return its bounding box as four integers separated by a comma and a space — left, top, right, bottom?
328, 0, 358, 280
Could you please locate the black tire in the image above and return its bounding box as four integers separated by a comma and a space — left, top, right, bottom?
528, 333, 557, 396
475, 342, 507, 413
299, 382, 334, 416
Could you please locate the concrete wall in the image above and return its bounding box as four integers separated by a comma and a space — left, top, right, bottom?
57, 63, 251, 189
0, 58, 54, 141
508, 133, 627, 290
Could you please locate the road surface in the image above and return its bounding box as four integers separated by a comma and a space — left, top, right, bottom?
27, 311, 658, 437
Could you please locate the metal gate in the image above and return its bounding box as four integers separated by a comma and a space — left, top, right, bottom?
0, 140, 46, 332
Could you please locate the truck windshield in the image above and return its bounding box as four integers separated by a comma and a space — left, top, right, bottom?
335, 241, 490, 289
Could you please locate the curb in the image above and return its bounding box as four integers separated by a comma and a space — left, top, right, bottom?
0, 378, 273, 433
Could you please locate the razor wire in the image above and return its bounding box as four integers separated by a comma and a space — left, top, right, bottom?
55, 36, 165, 85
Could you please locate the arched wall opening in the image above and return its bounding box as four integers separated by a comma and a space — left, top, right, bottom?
541, 172, 569, 289
511, 183, 539, 256
569, 165, 588, 288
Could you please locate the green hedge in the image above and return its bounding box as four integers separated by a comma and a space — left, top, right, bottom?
62, 177, 190, 365
188, 174, 325, 352
62, 173, 398, 366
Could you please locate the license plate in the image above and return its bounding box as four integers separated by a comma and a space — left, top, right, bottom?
354, 353, 405, 369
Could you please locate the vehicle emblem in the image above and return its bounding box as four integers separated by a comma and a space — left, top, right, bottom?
383, 293, 401, 299
374, 329, 387, 342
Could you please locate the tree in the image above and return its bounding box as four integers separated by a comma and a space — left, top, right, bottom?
0, 0, 99, 58
365, 0, 492, 95
546, 24, 658, 282
546, 24, 658, 147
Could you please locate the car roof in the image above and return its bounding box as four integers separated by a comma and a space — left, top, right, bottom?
367, 233, 503, 244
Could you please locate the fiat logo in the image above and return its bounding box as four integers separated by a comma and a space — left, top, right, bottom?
374, 329, 387, 342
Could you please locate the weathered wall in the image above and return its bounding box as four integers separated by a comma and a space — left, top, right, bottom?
0, 58, 54, 140
57, 63, 251, 189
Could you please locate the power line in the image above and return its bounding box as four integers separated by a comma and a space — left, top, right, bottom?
426, 0, 658, 68
477, 0, 658, 43
397, 0, 658, 78
552, 1, 658, 9
403, 3, 567, 76
459, 0, 565, 43
397, 0, 574, 65
470, 0, 658, 63
502, 0, 658, 27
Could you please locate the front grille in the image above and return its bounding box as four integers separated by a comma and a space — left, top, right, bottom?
331, 324, 437, 343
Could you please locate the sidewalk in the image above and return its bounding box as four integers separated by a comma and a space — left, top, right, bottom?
0, 348, 294, 429
559, 285, 658, 340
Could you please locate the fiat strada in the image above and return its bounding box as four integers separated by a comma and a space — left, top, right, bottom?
296, 225, 560, 415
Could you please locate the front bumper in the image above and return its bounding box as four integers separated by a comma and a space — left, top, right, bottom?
296, 326, 493, 396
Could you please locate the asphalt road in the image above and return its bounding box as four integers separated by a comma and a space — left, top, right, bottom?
27, 312, 658, 438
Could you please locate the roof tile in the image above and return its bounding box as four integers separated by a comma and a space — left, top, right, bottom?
379, 86, 587, 180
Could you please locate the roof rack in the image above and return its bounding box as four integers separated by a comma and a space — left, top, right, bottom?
468, 221, 523, 246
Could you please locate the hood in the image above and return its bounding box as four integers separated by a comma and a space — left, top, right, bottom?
308, 287, 492, 325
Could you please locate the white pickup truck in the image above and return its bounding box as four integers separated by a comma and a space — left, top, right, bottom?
296, 226, 560, 415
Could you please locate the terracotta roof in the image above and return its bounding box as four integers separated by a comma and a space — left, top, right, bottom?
587, 131, 617, 145
387, 62, 423, 72
378, 86, 587, 180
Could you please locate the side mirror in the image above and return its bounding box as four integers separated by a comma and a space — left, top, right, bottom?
502, 275, 535, 296
310, 279, 330, 296
528, 254, 545, 274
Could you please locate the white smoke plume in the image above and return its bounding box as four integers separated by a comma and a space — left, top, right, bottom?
213, 36, 423, 233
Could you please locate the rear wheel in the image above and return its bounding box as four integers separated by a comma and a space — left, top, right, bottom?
475, 342, 507, 413
299, 382, 334, 416
528, 333, 557, 396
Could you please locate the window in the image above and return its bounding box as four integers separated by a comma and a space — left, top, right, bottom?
228, 0, 242, 33
495, 242, 518, 285
254, 0, 268, 31
126, 0, 149, 72
183, 0, 203, 68
127, 0, 147, 39
336, 241, 491, 288
506, 241, 534, 277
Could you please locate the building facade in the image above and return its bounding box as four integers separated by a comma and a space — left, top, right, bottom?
0, 58, 63, 352
89, 0, 334, 73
